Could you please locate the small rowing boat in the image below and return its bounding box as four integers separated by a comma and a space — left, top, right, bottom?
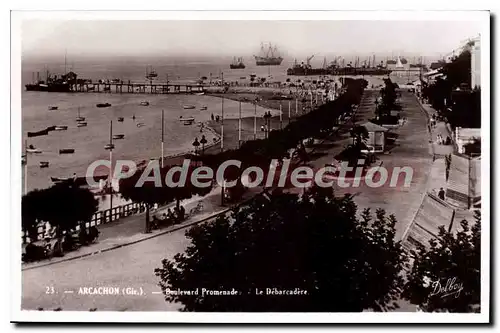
51, 176, 70, 183
112, 134, 125, 140
194, 92, 205, 96
96, 103, 112, 108
183, 105, 196, 110
200, 106, 207, 110
48, 106, 58, 110
140, 101, 150, 106
39, 161, 49, 168
77, 122, 87, 127
117, 117, 124, 122
59, 149, 75, 154
137, 122, 145, 128
54, 126, 68, 131
179, 116, 195, 125
104, 143, 115, 150
26, 148, 42, 154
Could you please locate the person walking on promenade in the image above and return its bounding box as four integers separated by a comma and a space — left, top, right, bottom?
211, 113, 214, 121
438, 187, 446, 201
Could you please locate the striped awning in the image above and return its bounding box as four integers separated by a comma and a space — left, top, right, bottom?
446, 154, 481, 209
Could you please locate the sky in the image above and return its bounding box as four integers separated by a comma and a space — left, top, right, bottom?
21, 20, 483, 61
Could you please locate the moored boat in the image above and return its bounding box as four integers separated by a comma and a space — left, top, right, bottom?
50, 176, 70, 183
39, 161, 49, 168
140, 101, 150, 106
27, 128, 49, 137
54, 126, 68, 131
48, 106, 58, 110
76, 106, 85, 122
183, 105, 196, 109
200, 106, 207, 110
26, 147, 42, 154
112, 134, 125, 140
77, 122, 87, 127
96, 103, 112, 108
104, 143, 115, 150
136, 122, 145, 127
117, 117, 124, 122
179, 116, 195, 125
59, 148, 75, 154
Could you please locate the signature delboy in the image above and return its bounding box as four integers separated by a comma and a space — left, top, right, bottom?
429, 277, 464, 298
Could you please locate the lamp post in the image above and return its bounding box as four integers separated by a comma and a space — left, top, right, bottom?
279, 102, 283, 130
192, 137, 200, 155
105, 120, 115, 221
220, 72, 224, 152
263, 111, 272, 139
161, 109, 164, 168
254, 99, 257, 140
238, 99, 242, 148
200, 135, 207, 157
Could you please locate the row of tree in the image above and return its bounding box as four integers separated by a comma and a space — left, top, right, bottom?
155, 186, 481, 312
119, 78, 368, 232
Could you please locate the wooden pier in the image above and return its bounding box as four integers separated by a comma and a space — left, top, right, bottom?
70, 82, 205, 94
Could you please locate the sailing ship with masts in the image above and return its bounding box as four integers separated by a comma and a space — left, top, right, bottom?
254, 42, 284, 66
230, 57, 246, 69
145, 65, 158, 80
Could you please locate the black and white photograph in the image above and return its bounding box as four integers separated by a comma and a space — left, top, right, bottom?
10, 10, 490, 323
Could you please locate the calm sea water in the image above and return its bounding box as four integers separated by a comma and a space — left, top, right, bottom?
21, 56, 285, 192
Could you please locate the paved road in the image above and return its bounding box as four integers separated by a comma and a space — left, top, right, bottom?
22, 226, 189, 311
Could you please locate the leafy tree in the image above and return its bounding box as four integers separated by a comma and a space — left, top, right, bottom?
22, 189, 45, 242
464, 138, 481, 155
402, 212, 481, 312
155, 187, 406, 312
22, 183, 98, 243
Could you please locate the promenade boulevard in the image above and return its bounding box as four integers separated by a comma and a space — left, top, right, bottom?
21, 90, 432, 312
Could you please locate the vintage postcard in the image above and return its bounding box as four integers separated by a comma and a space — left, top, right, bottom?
11, 10, 490, 323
